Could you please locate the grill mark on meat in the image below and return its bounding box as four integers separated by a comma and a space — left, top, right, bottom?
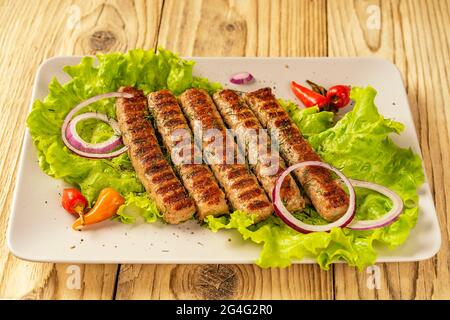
247, 200, 271, 211
163, 118, 185, 128
125, 114, 146, 125
181, 164, 204, 178
133, 144, 154, 157
244, 87, 349, 221
179, 88, 272, 221
141, 152, 162, 164
132, 137, 149, 145
243, 119, 259, 128
213, 89, 305, 213
148, 89, 229, 220
192, 176, 213, 189
230, 178, 255, 190
238, 188, 263, 201
163, 191, 190, 205
144, 161, 168, 176
116, 86, 195, 224
226, 167, 248, 180
151, 171, 175, 184
128, 124, 148, 133
156, 182, 180, 195
196, 185, 222, 203
160, 108, 181, 118
173, 198, 196, 211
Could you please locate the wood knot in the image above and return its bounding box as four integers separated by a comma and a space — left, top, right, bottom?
225, 23, 236, 32
193, 265, 239, 300
89, 30, 116, 51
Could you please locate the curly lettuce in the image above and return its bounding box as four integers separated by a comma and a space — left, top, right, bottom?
115, 193, 161, 224
27, 48, 221, 205
206, 87, 424, 270
28, 47, 424, 270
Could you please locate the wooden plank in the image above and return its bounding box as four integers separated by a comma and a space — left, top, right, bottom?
0, 0, 163, 299
328, 0, 450, 299
116, 264, 333, 299
115, 0, 332, 300
157, 0, 328, 57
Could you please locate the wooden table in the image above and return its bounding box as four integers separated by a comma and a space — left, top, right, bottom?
0, 0, 448, 300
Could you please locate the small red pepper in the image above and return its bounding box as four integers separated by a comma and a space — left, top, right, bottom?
291, 81, 329, 108
62, 188, 88, 224
327, 85, 351, 109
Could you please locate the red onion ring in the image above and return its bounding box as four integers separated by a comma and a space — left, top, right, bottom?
66, 112, 123, 153
347, 179, 404, 230
61, 92, 132, 159
272, 161, 356, 233
230, 72, 254, 85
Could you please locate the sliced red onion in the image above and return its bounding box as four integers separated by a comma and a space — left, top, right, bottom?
61, 92, 132, 159
347, 179, 404, 230
64, 145, 128, 159
66, 112, 123, 153
273, 161, 356, 233
230, 72, 254, 85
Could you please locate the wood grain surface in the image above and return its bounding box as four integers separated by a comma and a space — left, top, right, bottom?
0, 0, 448, 300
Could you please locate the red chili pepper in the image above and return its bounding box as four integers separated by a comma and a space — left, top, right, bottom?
327, 85, 351, 109
291, 81, 329, 108
62, 188, 88, 224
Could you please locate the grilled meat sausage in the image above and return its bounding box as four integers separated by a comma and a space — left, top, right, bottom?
213, 89, 305, 212
147, 89, 229, 220
179, 88, 273, 221
116, 86, 195, 224
244, 87, 349, 221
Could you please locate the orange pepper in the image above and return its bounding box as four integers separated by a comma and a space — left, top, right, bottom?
72, 188, 125, 230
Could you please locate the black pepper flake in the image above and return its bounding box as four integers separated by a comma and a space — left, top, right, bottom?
70, 245, 76, 249
228, 238, 232, 242
197, 242, 204, 246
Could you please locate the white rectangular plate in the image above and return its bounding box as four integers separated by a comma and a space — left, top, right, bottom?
7, 57, 441, 264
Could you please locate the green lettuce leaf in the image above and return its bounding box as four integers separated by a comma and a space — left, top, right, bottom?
115, 193, 161, 224
27, 48, 221, 213
28, 47, 424, 270
206, 86, 424, 269
279, 100, 334, 137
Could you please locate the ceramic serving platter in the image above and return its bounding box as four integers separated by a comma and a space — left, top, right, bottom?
6, 56, 441, 264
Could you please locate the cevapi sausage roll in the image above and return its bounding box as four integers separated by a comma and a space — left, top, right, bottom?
179, 88, 273, 221
244, 87, 349, 221
212, 89, 305, 213
147, 89, 229, 220
116, 86, 195, 224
